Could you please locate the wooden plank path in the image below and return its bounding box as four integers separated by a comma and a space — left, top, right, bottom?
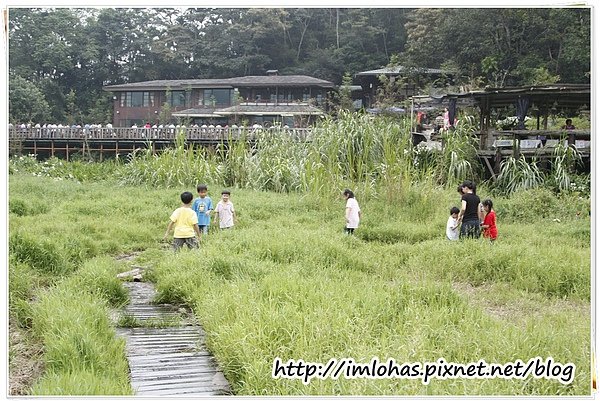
116, 281, 231, 396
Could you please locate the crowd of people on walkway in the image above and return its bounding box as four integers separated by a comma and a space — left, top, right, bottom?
9, 121, 296, 140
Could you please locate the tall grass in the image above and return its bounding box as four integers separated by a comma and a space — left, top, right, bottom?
495, 156, 544, 194
28, 257, 130, 395
114, 113, 483, 201
145, 196, 590, 395
435, 116, 480, 185
118, 133, 221, 187
494, 141, 585, 196
9, 171, 590, 396
551, 142, 583, 192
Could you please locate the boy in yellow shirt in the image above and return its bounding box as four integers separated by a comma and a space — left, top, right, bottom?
163, 191, 201, 251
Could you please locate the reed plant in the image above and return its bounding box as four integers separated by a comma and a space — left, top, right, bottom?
495, 156, 544, 195
550, 142, 583, 192
434, 118, 480, 186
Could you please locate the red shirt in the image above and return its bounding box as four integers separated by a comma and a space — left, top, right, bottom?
483, 210, 498, 240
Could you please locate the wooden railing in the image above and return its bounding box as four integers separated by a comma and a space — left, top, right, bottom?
481, 129, 591, 151
8, 126, 315, 141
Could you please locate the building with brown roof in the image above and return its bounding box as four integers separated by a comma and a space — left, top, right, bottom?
103, 71, 334, 127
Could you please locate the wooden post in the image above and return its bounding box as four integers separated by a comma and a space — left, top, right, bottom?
66, 142, 69, 161
494, 148, 502, 174
479, 106, 485, 148
33, 140, 37, 156
100, 142, 104, 162
116, 140, 119, 158
51, 140, 54, 158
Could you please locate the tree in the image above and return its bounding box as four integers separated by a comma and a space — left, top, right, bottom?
9, 75, 51, 123
65, 89, 80, 125
331, 72, 355, 112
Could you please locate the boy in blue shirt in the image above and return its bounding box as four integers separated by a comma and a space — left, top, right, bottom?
192, 184, 213, 235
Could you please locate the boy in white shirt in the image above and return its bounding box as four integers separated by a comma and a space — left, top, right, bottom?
446, 206, 460, 241
343, 189, 361, 235
214, 190, 236, 229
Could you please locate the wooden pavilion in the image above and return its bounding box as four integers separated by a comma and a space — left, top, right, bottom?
442, 84, 591, 177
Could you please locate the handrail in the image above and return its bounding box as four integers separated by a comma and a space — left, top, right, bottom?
7, 126, 316, 141
488, 129, 590, 139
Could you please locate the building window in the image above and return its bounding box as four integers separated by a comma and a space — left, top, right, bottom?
120, 92, 155, 107
203, 89, 232, 106
169, 91, 186, 107
144, 92, 155, 107
130, 92, 144, 107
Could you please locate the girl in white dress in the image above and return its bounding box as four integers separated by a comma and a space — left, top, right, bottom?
342, 189, 361, 235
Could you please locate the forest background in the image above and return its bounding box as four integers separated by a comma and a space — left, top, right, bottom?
8, 7, 591, 124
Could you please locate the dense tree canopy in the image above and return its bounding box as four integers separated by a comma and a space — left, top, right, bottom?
8, 7, 590, 123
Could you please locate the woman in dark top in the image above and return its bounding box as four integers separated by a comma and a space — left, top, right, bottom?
456, 180, 484, 239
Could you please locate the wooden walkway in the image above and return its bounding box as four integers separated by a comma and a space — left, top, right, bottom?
116, 281, 231, 396
8, 126, 313, 161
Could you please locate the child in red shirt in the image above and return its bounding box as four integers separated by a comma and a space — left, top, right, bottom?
481, 199, 498, 241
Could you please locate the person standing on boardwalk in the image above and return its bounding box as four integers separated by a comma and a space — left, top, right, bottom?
456, 180, 484, 239
214, 190, 236, 229
163, 191, 201, 251
343, 189, 361, 235
481, 199, 498, 242
192, 184, 213, 235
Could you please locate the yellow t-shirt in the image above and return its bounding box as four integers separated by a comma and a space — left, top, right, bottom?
170, 207, 198, 238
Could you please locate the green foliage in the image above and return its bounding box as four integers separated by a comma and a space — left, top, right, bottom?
70, 258, 129, 307
550, 142, 583, 193
494, 142, 586, 196
118, 137, 221, 188
9, 155, 120, 183
403, 8, 589, 87
9, 74, 51, 123
435, 123, 480, 185
495, 188, 589, 222
331, 72, 355, 112
495, 156, 544, 195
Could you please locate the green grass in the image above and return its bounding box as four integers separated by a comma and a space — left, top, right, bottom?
8, 166, 591, 395
145, 221, 589, 395
28, 259, 131, 395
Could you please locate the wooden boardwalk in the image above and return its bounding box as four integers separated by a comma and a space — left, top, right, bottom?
116, 282, 231, 396
8, 126, 313, 161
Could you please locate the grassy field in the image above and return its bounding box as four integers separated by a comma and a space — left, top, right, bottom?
8, 170, 591, 395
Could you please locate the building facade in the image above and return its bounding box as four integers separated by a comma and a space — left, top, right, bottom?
103, 72, 334, 127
